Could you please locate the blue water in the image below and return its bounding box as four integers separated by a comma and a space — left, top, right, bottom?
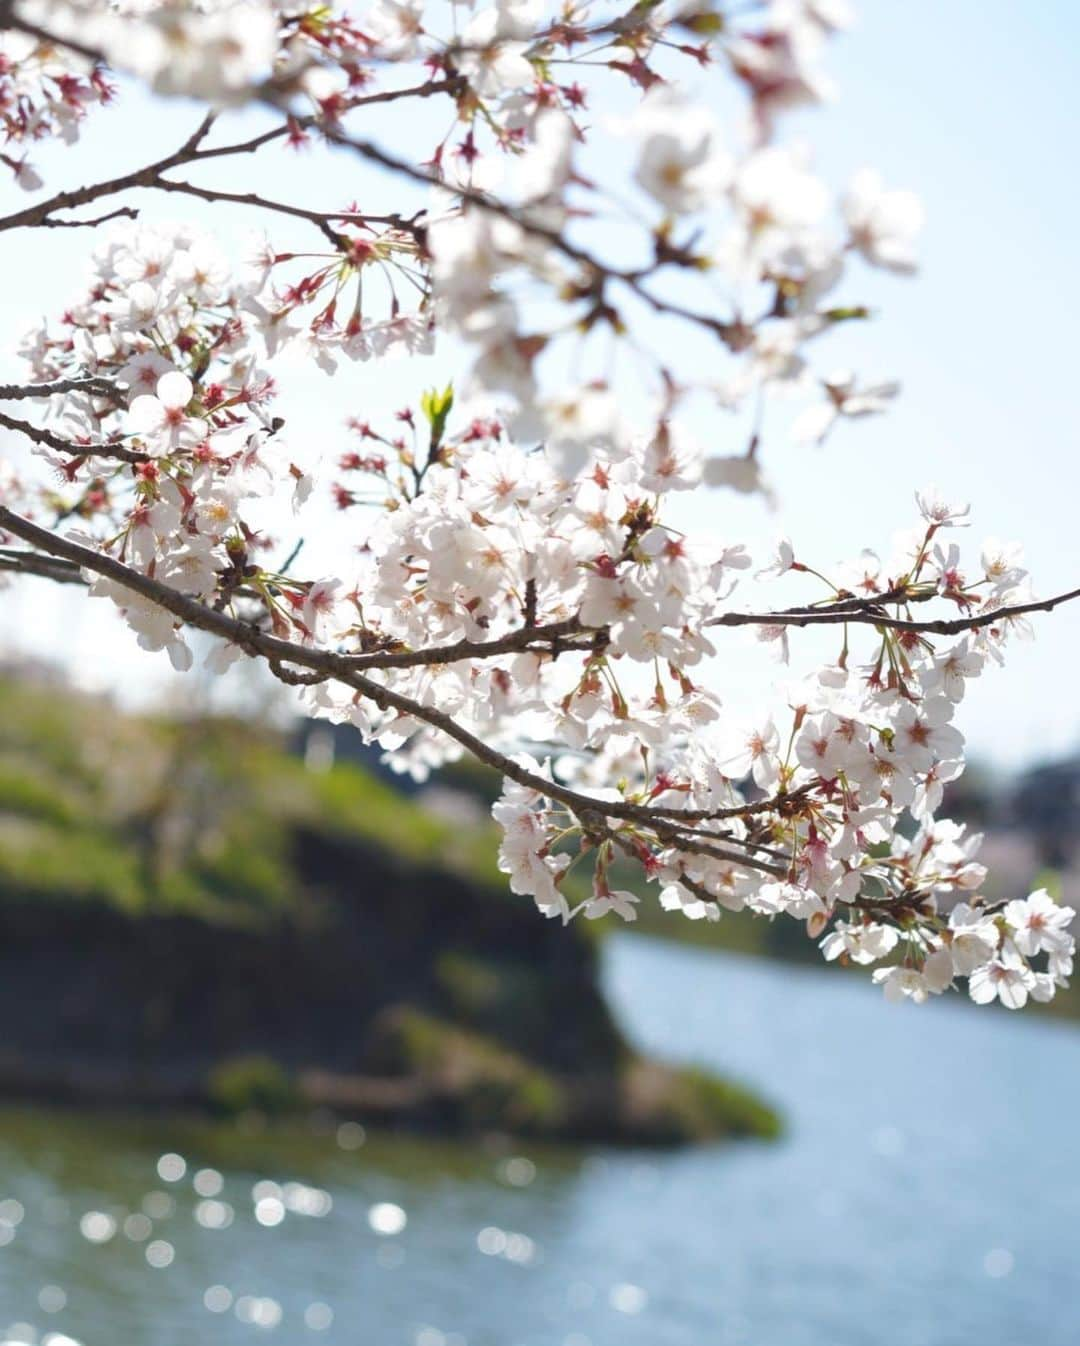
0, 936, 1077, 1344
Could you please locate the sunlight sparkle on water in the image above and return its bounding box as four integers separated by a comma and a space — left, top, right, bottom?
78, 1212, 116, 1244
335, 1121, 365, 1150
283, 1182, 332, 1217
37, 1287, 66, 1315
984, 1248, 1015, 1278
254, 1197, 286, 1228
156, 1154, 186, 1183
496, 1156, 536, 1187
476, 1226, 537, 1263
204, 1285, 233, 1314
145, 1239, 175, 1269
235, 1295, 283, 1328
193, 1168, 224, 1197
195, 1200, 234, 1230
303, 1302, 334, 1331
0, 1201, 24, 1228
609, 1283, 648, 1314
368, 1202, 407, 1236
141, 1191, 174, 1220
123, 1213, 152, 1241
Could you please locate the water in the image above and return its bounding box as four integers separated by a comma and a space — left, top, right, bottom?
0, 936, 1078, 1345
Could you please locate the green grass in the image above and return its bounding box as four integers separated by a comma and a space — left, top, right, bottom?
0, 816, 146, 910
0, 678, 509, 924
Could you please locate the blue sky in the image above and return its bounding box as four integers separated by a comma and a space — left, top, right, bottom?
0, 0, 1077, 769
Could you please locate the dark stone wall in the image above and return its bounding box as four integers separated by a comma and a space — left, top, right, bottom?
0, 825, 623, 1091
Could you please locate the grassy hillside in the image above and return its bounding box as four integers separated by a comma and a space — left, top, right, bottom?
0, 679, 504, 923
0, 677, 780, 1144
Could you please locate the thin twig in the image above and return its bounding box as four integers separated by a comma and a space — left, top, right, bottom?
707, 588, 1080, 636
0, 81, 461, 234
31, 206, 139, 230
148, 177, 423, 247
307, 116, 741, 345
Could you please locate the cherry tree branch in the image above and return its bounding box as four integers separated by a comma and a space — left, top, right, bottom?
0, 548, 84, 584
147, 177, 426, 247
1, 4, 102, 60
0, 113, 219, 233
590, 812, 788, 883
0, 377, 124, 404
0, 80, 457, 234
0, 504, 786, 839
309, 117, 743, 345
0, 409, 146, 463
707, 588, 1080, 635
30, 206, 140, 230
0, 13, 739, 343
3, 385, 1075, 655
4, 499, 1077, 837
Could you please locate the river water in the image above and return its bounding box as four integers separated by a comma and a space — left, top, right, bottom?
0, 936, 1077, 1345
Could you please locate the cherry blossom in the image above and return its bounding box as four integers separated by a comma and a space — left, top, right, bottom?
1004, 889, 1077, 958
792, 370, 900, 444
626, 88, 732, 215
127, 372, 202, 457
968, 954, 1037, 1011
844, 169, 924, 273
0, 0, 1073, 1027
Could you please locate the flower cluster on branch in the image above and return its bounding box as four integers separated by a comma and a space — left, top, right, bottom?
0, 0, 1075, 1009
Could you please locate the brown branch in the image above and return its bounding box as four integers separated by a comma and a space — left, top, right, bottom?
266, 656, 330, 686
0, 548, 84, 584
4, 9, 103, 62
335, 618, 590, 671
0, 80, 459, 237
0, 504, 774, 841
0, 409, 146, 464
707, 587, 1080, 636
307, 118, 741, 346
0, 377, 124, 404
148, 177, 424, 247
660, 822, 792, 863
0, 127, 220, 233
668, 872, 725, 909
600, 812, 786, 883
32, 206, 139, 230
0, 10, 729, 343
187, 78, 460, 163
650, 827, 787, 878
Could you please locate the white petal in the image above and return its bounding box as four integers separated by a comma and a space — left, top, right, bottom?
157, 370, 193, 409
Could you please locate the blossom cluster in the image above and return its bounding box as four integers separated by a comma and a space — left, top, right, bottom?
426, 105, 920, 469
488, 494, 1075, 1009
0, 0, 1074, 1013
0, 27, 114, 188
2, 0, 919, 467
10, 219, 310, 665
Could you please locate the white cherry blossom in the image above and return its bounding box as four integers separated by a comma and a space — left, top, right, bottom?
127, 372, 201, 457
0, 0, 1073, 1035
844, 169, 924, 272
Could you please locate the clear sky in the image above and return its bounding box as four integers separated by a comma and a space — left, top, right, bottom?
1, 0, 1078, 770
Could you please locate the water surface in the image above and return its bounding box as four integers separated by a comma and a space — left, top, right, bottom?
1, 936, 1077, 1344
